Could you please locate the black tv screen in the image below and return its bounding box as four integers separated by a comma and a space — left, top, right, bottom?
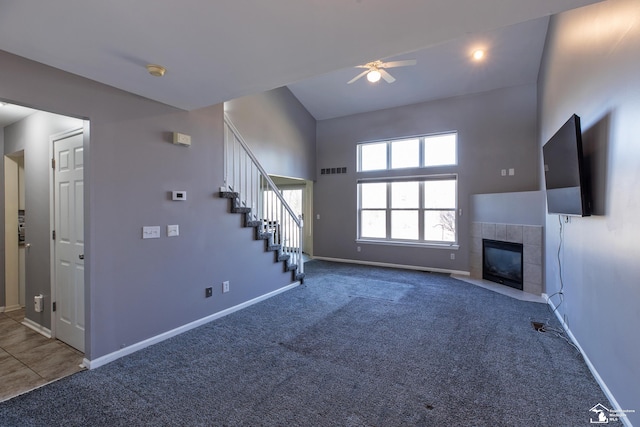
542, 114, 591, 216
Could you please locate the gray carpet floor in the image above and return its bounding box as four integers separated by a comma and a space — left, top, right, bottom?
0, 260, 618, 426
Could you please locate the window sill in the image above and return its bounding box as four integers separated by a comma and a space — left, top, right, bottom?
356, 239, 459, 250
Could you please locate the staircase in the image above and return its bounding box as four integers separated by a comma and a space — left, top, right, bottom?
220, 117, 305, 283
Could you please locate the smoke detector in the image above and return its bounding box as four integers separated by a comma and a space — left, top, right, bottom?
146, 64, 166, 77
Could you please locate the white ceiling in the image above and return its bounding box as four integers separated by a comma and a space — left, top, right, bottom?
0, 0, 601, 120
0, 102, 36, 128
288, 17, 551, 120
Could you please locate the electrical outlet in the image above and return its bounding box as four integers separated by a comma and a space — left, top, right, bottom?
205, 287, 213, 298
357, 246, 361, 252
222, 281, 230, 293
450, 253, 455, 260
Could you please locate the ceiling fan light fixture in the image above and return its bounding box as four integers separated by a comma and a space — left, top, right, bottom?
146, 64, 167, 77
367, 69, 381, 83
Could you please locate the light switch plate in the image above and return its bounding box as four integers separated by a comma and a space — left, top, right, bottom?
142, 226, 161, 239
167, 224, 179, 237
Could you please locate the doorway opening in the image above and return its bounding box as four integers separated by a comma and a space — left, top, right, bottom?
0, 102, 89, 353
4, 151, 26, 312
269, 175, 313, 258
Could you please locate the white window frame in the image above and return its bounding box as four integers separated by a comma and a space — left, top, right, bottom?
357, 132, 457, 172
357, 174, 458, 247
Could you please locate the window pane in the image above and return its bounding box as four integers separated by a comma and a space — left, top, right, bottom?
424, 180, 456, 208
391, 138, 419, 169
424, 210, 456, 242
424, 133, 457, 166
361, 183, 387, 209
391, 210, 419, 240
360, 142, 387, 171
361, 210, 386, 238
391, 181, 419, 208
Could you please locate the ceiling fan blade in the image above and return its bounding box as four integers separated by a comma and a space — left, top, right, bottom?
379, 69, 396, 83
347, 69, 370, 84
381, 59, 417, 68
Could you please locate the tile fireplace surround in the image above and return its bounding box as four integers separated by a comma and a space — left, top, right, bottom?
471, 222, 543, 296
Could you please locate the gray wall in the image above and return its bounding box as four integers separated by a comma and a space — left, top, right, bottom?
314, 84, 540, 271
0, 50, 301, 361
539, 0, 640, 422
224, 87, 316, 181
4, 111, 84, 327
471, 191, 545, 226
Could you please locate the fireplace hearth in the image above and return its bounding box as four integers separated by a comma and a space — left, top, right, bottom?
483, 239, 524, 290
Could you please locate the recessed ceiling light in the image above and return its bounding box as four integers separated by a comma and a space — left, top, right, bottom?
472, 50, 485, 61
146, 64, 166, 77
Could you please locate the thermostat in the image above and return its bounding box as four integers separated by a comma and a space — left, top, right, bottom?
172, 191, 187, 201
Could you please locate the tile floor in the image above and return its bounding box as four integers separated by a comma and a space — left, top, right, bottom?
0, 308, 85, 402
451, 274, 546, 303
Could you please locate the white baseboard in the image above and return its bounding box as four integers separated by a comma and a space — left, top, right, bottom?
545, 296, 632, 427
0, 306, 4, 313
312, 256, 470, 276
22, 318, 52, 338
84, 281, 301, 370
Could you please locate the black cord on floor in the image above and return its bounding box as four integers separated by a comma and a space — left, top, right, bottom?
531, 216, 579, 353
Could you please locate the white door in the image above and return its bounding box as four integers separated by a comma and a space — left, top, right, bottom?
53, 131, 84, 352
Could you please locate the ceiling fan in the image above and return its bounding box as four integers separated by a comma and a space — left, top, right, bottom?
347, 59, 417, 84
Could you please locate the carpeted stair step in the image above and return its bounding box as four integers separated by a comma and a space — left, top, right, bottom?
245, 216, 262, 228
277, 253, 290, 262
231, 206, 251, 214
286, 263, 298, 272
257, 231, 273, 240
220, 191, 251, 214
219, 191, 239, 199
220, 190, 303, 286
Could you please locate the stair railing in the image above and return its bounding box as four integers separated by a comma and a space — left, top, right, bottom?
223, 116, 304, 275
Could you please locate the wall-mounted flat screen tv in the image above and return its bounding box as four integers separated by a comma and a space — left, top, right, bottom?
542, 114, 591, 216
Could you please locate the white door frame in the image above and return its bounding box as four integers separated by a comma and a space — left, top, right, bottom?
3, 152, 24, 312
49, 127, 84, 347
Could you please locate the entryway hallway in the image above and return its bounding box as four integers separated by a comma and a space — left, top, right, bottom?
0, 308, 85, 402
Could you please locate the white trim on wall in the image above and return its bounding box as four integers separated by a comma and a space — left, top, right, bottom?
22, 318, 52, 338
544, 294, 632, 427
84, 281, 301, 370
312, 256, 469, 276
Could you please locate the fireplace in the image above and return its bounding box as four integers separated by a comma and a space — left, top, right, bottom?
482, 239, 523, 290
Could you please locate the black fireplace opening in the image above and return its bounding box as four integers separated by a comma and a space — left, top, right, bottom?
482, 239, 523, 290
